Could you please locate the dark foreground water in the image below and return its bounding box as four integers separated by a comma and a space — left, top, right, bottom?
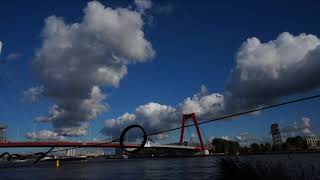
0, 157, 217, 180
1, 154, 320, 179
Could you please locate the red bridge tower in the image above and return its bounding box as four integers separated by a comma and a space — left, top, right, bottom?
179, 113, 205, 151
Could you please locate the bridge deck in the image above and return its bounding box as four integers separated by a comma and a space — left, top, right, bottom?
146, 144, 199, 150
0, 141, 137, 148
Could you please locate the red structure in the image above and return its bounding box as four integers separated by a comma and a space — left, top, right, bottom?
179, 113, 205, 151
0, 141, 140, 148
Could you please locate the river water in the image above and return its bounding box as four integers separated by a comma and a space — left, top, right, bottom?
1, 154, 320, 179
0, 157, 218, 179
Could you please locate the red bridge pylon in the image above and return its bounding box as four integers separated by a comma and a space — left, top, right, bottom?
179, 113, 205, 151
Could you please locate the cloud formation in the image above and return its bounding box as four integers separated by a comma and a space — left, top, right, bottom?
178, 85, 225, 119
234, 132, 271, 146
221, 136, 230, 141
101, 102, 178, 137
281, 117, 314, 137
25, 130, 65, 141
134, 0, 153, 14
0, 41, 22, 61
102, 32, 320, 138
226, 32, 320, 111
7, 53, 22, 60
154, 3, 173, 15
32, 1, 154, 136
22, 86, 44, 103
236, 132, 250, 142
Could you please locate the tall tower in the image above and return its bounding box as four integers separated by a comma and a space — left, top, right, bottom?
179, 113, 205, 151
0, 124, 8, 142
271, 123, 282, 150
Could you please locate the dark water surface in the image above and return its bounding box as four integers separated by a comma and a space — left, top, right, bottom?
0, 157, 218, 180
1, 154, 320, 180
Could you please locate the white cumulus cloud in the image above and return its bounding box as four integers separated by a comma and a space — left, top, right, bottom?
31, 1, 154, 136
226, 32, 320, 111
178, 85, 225, 119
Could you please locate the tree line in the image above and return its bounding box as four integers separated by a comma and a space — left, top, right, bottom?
211, 136, 308, 154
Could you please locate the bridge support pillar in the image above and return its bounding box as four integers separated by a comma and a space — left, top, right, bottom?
179, 113, 205, 151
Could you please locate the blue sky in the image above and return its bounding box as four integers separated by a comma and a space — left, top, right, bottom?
1, 0, 320, 146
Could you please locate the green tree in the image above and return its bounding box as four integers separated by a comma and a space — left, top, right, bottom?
239, 146, 250, 154
212, 138, 240, 154
229, 141, 240, 154
251, 143, 260, 152
285, 136, 307, 151
263, 143, 272, 152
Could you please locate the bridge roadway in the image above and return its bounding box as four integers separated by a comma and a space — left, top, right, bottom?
0, 141, 204, 151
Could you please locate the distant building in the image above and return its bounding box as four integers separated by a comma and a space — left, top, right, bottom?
306, 136, 320, 150
0, 124, 7, 142
271, 123, 282, 149
66, 149, 76, 156
82, 151, 105, 157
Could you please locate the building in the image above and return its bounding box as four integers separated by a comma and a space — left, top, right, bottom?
271, 123, 282, 149
66, 149, 76, 156
306, 136, 320, 150
0, 124, 7, 142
